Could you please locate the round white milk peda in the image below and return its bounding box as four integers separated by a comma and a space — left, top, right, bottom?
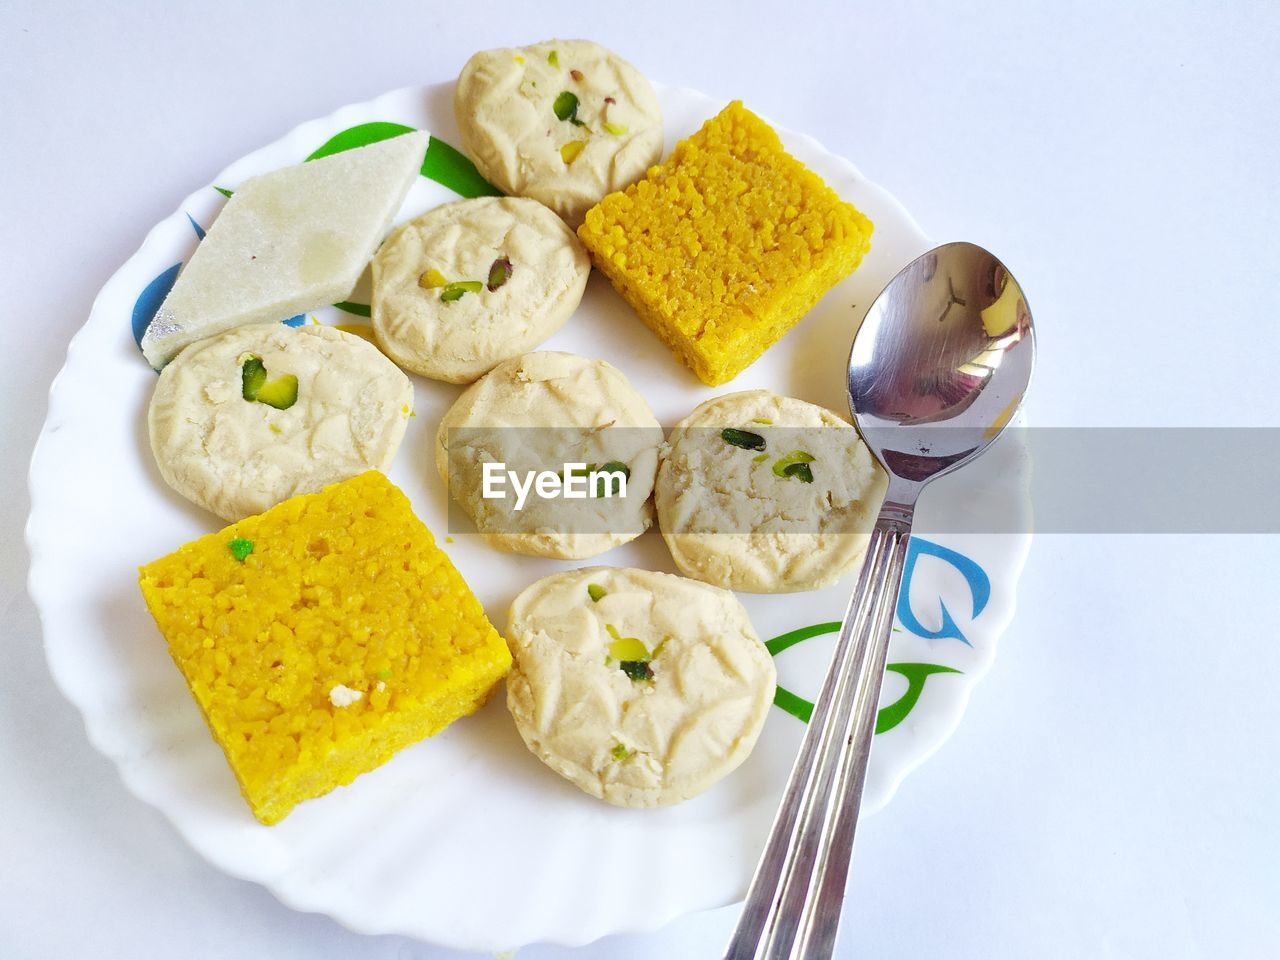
454, 39, 663, 227
149, 324, 413, 521
506, 566, 776, 807
370, 196, 590, 383
656, 390, 887, 592
435, 351, 662, 559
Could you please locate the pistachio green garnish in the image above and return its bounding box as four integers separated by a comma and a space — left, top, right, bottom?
241, 356, 267, 401
548, 49, 559, 67
773, 450, 815, 483
560, 140, 585, 164
486, 256, 513, 292
377, 669, 392, 679
440, 280, 483, 303
418, 267, 448, 289
594, 460, 630, 497
752, 452, 769, 462
228, 538, 254, 562
620, 660, 653, 682
611, 742, 633, 761
603, 121, 629, 136
256, 374, 298, 410
553, 90, 580, 122
242, 356, 297, 409
587, 583, 607, 603
721, 427, 766, 451
751, 417, 773, 425
605, 624, 654, 681
606, 625, 649, 663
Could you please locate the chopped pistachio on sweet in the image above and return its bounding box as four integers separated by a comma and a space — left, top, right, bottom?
751, 452, 769, 462
240, 356, 298, 410
751, 417, 773, 425
241, 356, 267, 401
602, 121, 629, 136
570, 68, 584, 82
773, 450, 815, 483
620, 660, 653, 682
553, 90, 580, 122
611, 742, 633, 761
440, 280, 483, 303
721, 427, 766, 451
228, 538, 254, 562
606, 624, 649, 663
587, 583, 607, 603
547, 49, 559, 67
594, 460, 630, 497
605, 624, 655, 682
255, 374, 298, 410
418, 267, 448, 289
560, 140, 586, 164
486, 256, 513, 291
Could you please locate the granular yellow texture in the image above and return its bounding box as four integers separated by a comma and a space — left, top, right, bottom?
138, 471, 511, 825
578, 101, 874, 386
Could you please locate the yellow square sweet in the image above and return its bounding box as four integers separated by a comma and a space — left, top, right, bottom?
138, 471, 511, 824
578, 101, 874, 386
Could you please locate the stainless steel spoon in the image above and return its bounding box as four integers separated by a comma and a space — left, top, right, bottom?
725, 242, 1036, 959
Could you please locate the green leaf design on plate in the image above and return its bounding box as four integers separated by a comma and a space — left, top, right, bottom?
332, 301, 372, 317
773, 685, 816, 724
305, 120, 417, 162
765, 621, 962, 733
305, 121, 501, 199
213, 186, 234, 198
873, 663, 963, 734
422, 136, 502, 198
765, 621, 841, 656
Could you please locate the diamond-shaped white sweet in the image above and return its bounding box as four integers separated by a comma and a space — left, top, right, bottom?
141, 131, 429, 368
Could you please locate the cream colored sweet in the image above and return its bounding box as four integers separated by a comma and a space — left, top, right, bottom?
370, 197, 590, 383
454, 39, 663, 227
435, 351, 662, 559
506, 566, 776, 807
141, 131, 428, 369
656, 390, 887, 592
149, 324, 413, 520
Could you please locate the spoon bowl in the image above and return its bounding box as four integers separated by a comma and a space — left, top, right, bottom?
850, 242, 1035, 485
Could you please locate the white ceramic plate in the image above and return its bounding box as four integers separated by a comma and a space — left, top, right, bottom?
27, 81, 1031, 950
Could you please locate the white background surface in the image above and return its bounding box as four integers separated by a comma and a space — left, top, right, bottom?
2, 1, 1277, 957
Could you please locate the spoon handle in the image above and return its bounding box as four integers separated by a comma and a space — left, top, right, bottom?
725, 506, 914, 960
